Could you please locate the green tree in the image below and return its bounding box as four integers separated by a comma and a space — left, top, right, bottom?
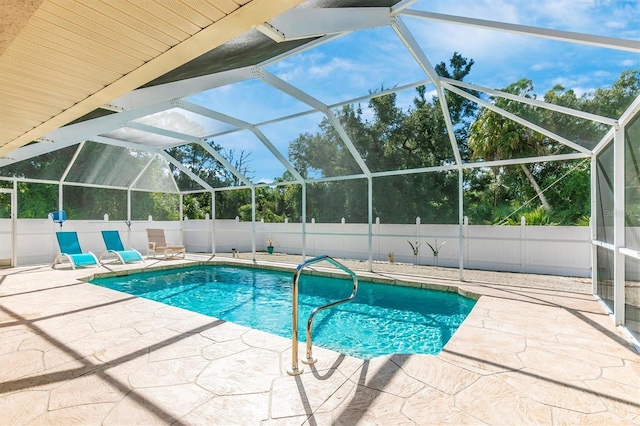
468, 69, 639, 225
286, 53, 477, 223
469, 78, 552, 210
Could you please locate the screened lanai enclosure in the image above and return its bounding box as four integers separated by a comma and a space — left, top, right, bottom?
0, 1, 639, 342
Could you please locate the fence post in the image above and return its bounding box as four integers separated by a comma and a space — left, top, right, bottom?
520, 216, 526, 273
284, 217, 289, 254
463, 216, 469, 274
341, 217, 346, 259
416, 217, 421, 265
205, 213, 211, 253
311, 218, 315, 257
375, 217, 380, 262
235, 216, 239, 253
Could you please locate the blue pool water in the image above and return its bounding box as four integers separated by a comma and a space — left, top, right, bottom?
90, 265, 476, 359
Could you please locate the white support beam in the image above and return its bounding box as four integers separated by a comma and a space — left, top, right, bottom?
179, 101, 305, 182
257, 68, 328, 113
372, 165, 457, 178
57, 142, 85, 211
619, 95, 640, 125
252, 127, 306, 181
0, 100, 178, 168
127, 122, 202, 144
444, 83, 593, 155
91, 135, 162, 153
211, 191, 216, 256
257, 7, 389, 42
258, 69, 371, 177
391, 16, 440, 85
593, 128, 615, 157
326, 111, 372, 177
391, 0, 420, 13
613, 125, 625, 325
195, 140, 254, 188
158, 152, 208, 193
212, 184, 252, 192
393, 15, 465, 169
0, 176, 60, 185
591, 155, 598, 295
187, 79, 433, 140
112, 67, 255, 111
441, 77, 617, 126
400, 10, 640, 53
47, 100, 179, 145
130, 154, 161, 190
461, 152, 589, 170
436, 85, 463, 167
391, 9, 465, 169
306, 173, 369, 184
123, 121, 253, 188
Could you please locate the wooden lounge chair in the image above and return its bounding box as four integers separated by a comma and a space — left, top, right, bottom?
146, 228, 185, 259
52, 231, 99, 269
99, 230, 144, 264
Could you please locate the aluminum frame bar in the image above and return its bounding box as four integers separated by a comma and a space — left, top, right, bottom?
258, 7, 389, 42
444, 83, 593, 155
441, 78, 617, 126
258, 69, 371, 177
0, 100, 178, 168
461, 152, 590, 169
112, 67, 255, 111
158, 152, 203, 194
125, 121, 252, 188
180, 101, 304, 182
391, 16, 440, 84
400, 10, 640, 53
613, 125, 625, 325
392, 16, 463, 166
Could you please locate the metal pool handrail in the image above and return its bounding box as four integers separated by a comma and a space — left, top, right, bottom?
287, 255, 358, 376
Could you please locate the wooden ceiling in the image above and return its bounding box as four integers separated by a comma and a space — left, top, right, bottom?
0, 0, 305, 156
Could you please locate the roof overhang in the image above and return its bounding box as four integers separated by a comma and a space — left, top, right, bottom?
0, 0, 306, 156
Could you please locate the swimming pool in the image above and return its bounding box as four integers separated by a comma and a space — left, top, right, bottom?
90, 264, 476, 359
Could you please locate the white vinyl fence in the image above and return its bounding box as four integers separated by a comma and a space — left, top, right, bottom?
2, 216, 593, 277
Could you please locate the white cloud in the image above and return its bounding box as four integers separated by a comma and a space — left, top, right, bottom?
604, 20, 626, 30
619, 58, 637, 67
530, 62, 555, 72
308, 57, 356, 78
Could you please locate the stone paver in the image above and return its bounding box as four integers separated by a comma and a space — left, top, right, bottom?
0, 255, 638, 425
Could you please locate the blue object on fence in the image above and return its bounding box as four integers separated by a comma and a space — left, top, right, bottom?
49, 210, 67, 227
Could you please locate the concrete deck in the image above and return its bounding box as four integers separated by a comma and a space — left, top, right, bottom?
1, 254, 638, 425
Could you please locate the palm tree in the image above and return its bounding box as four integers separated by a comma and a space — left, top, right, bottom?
468, 79, 552, 210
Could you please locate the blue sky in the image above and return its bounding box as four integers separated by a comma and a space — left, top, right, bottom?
187, 0, 640, 183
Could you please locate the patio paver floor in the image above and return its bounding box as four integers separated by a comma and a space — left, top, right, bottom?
0, 254, 638, 425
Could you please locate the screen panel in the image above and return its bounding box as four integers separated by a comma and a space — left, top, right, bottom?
596, 142, 614, 244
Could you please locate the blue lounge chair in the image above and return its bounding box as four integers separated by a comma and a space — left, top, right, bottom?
99, 230, 144, 264
52, 231, 99, 269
